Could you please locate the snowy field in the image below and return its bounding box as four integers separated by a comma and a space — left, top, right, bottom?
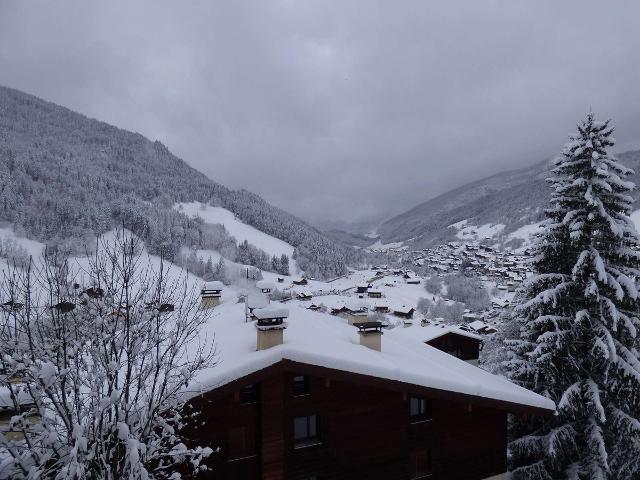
175, 202, 295, 258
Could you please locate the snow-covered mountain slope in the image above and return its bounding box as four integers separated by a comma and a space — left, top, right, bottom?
378, 150, 640, 248
176, 202, 294, 258
0, 86, 359, 279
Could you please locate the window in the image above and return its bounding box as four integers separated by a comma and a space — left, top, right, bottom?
410, 449, 432, 479
292, 374, 309, 396
293, 414, 320, 448
410, 397, 432, 422
239, 383, 260, 404
228, 426, 257, 459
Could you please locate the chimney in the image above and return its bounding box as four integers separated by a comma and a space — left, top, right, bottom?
354, 321, 383, 352
201, 281, 223, 310
253, 306, 289, 351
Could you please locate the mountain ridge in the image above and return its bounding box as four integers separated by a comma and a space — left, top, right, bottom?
0, 86, 359, 278
378, 150, 640, 247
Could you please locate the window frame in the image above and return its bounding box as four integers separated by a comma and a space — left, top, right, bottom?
292, 374, 310, 397
410, 397, 433, 423
239, 383, 260, 405
293, 414, 321, 449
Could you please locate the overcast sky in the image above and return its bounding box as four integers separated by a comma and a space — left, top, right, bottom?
1, 1, 640, 228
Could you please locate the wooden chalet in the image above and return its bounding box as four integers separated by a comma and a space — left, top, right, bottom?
373, 303, 390, 313
179, 301, 554, 480
355, 283, 372, 294
425, 330, 483, 366
367, 289, 383, 298
292, 278, 308, 286
296, 292, 313, 301
393, 305, 415, 319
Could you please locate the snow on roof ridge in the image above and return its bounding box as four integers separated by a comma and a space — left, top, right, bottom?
186, 302, 555, 412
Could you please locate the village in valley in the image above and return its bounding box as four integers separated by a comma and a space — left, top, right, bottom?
2, 3, 640, 478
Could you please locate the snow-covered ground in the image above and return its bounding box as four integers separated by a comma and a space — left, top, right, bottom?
507, 221, 544, 244
366, 239, 406, 252
450, 220, 506, 241
175, 202, 295, 258
0, 224, 45, 257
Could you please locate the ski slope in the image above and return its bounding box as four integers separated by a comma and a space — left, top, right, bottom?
175, 202, 294, 258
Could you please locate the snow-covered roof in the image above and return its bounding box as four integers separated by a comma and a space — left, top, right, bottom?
252, 306, 289, 320
202, 281, 224, 291
247, 294, 269, 310
392, 304, 415, 314
185, 302, 555, 412
469, 320, 488, 331
255, 280, 274, 290
396, 322, 483, 343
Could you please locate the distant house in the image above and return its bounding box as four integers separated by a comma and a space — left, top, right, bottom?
405, 277, 421, 285
373, 303, 390, 314
423, 328, 484, 365
468, 320, 498, 335
393, 305, 415, 319
462, 312, 484, 323
255, 280, 275, 295
367, 290, 383, 299
293, 278, 308, 286
330, 305, 350, 318
355, 284, 372, 294
296, 291, 313, 301
345, 300, 369, 325
201, 281, 224, 309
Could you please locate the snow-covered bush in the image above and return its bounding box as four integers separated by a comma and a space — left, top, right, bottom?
416, 297, 433, 315
423, 276, 443, 295
0, 231, 215, 479
427, 299, 465, 323
444, 274, 490, 310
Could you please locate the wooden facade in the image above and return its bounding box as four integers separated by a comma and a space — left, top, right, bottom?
426, 332, 482, 362
182, 360, 543, 480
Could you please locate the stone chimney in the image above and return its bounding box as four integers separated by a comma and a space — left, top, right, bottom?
253, 306, 289, 351
354, 321, 383, 352
201, 281, 223, 310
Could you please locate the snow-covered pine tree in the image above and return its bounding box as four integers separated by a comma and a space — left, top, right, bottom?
506, 112, 640, 479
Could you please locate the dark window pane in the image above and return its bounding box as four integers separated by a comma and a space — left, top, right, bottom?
410, 397, 420, 416
294, 416, 308, 440
293, 414, 319, 446
293, 374, 309, 395
309, 414, 317, 436
410, 397, 432, 421
240, 383, 260, 404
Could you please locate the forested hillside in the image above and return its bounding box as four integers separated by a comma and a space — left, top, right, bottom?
0, 86, 359, 278
378, 150, 640, 247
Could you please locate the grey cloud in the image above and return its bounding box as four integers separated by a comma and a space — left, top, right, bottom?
1, 1, 640, 227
